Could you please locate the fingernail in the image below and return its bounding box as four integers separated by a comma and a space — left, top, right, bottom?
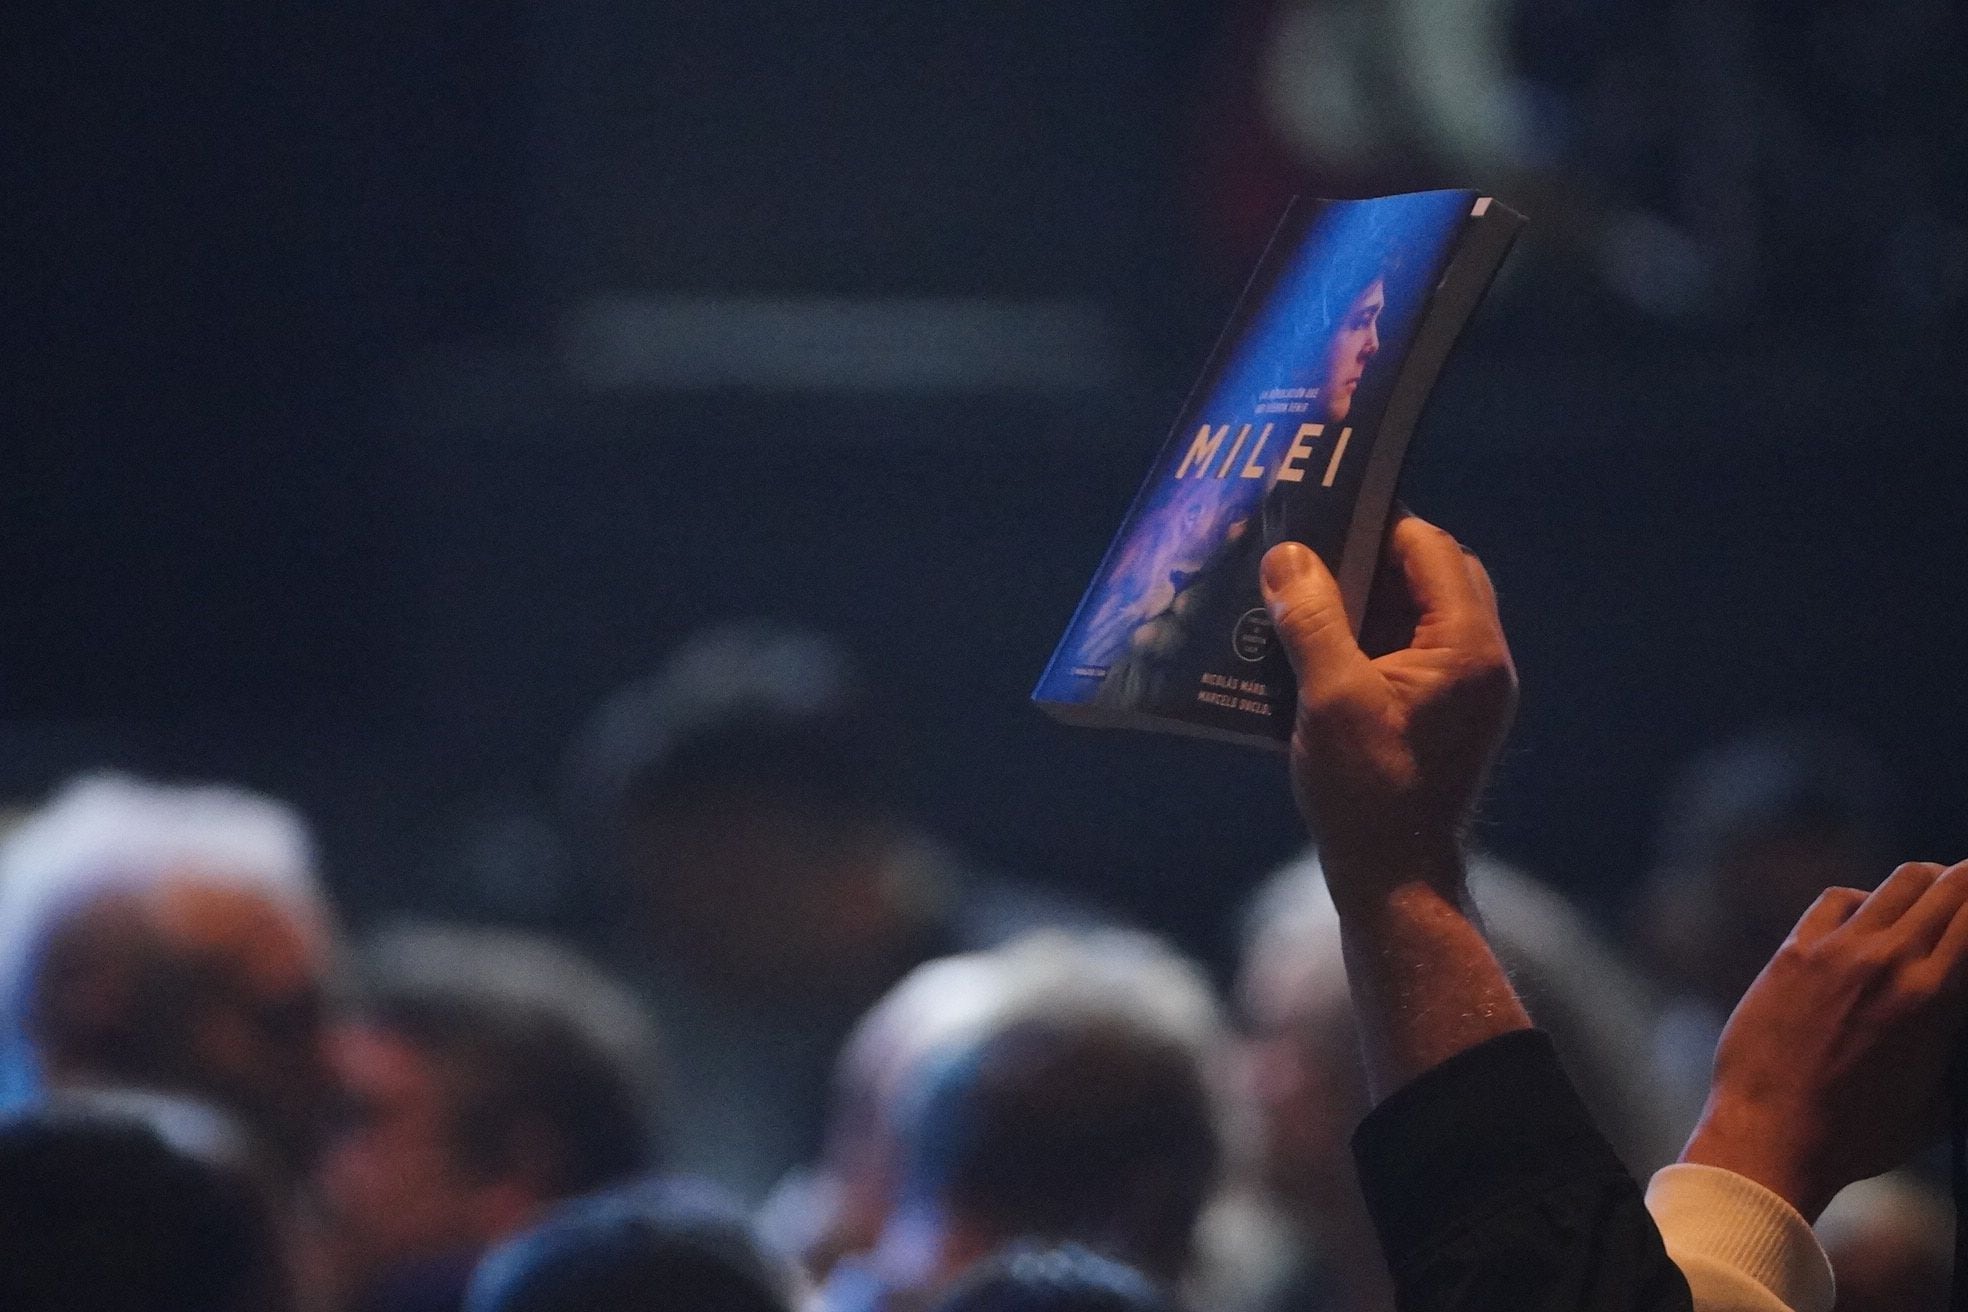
1262, 542, 1315, 593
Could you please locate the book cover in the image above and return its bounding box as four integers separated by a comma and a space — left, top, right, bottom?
1033, 189, 1523, 748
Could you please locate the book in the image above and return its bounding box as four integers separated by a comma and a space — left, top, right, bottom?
1033, 189, 1523, 748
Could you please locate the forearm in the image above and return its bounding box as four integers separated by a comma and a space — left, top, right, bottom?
1327, 851, 1532, 1103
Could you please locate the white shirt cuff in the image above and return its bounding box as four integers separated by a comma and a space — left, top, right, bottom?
1646, 1163, 1835, 1312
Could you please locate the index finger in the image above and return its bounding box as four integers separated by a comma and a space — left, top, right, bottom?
1895, 860, 1968, 955
1791, 885, 1869, 944
1921, 861, 1968, 968
1841, 861, 1945, 936
1389, 516, 1492, 646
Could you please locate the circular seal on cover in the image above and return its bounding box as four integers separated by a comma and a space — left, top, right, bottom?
1231, 608, 1275, 662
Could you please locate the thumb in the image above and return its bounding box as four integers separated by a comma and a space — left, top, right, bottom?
1262, 542, 1369, 689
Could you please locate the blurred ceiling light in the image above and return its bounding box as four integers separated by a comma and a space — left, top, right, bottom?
563, 294, 1126, 395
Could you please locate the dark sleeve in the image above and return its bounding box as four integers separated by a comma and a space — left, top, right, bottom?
1351, 1029, 1693, 1312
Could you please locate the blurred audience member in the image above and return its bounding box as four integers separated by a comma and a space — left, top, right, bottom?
0, 1100, 290, 1312
465, 1181, 794, 1312
821, 930, 1224, 1312
1815, 1172, 1951, 1312
1227, 852, 1678, 1312
929, 1245, 1177, 1312
1633, 727, 1894, 1130
0, 773, 336, 1179
764, 949, 1025, 1279
565, 621, 1089, 1200
313, 923, 664, 1312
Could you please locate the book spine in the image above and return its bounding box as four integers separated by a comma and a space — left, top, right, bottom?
1331, 198, 1525, 631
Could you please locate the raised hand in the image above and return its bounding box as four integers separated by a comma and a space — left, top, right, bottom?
1682, 859, 1968, 1221
1260, 515, 1517, 906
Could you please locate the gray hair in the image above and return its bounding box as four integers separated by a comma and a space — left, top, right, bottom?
988, 928, 1226, 1061
0, 773, 328, 1037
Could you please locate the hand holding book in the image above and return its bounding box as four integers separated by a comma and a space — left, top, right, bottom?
1259, 515, 1516, 911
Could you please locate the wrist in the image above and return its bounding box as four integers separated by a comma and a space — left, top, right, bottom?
1319, 838, 1468, 914
1326, 863, 1532, 1100
1680, 1093, 1835, 1223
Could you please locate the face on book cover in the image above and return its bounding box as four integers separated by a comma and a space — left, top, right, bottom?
1318, 277, 1384, 421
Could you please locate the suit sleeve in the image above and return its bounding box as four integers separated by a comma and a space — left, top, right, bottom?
1352, 1029, 1694, 1312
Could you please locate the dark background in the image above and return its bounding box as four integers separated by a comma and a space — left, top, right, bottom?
8, 0, 1966, 969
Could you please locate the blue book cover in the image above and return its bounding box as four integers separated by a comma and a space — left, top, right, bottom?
1034, 190, 1523, 747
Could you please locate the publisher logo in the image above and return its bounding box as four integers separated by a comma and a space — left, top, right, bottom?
1231, 609, 1274, 662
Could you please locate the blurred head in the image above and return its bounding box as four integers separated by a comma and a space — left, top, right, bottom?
1816, 1172, 1951, 1312
0, 775, 336, 1174
565, 623, 911, 987
1639, 727, 1893, 1008
773, 950, 1024, 1276
1235, 872, 1361, 1226
314, 925, 663, 1290
930, 1245, 1177, 1312
466, 1184, 792, 1312
889, 931, 1226, 1288
0, 1102, 289, 1312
